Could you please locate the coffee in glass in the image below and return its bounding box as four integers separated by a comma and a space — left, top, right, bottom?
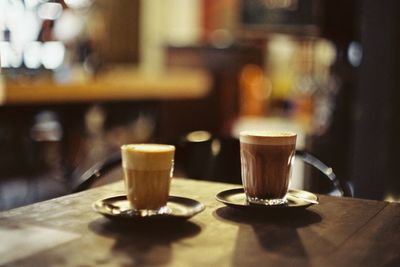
121, 144, 175, 215
240, 131, 297, 205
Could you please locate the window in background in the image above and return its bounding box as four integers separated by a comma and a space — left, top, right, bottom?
0, 0, 139, 82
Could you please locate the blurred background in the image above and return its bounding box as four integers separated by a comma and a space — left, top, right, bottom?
1, 0, 399, 210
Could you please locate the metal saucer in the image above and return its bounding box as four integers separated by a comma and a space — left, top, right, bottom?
216, 188, 318, 210
93, 195, 205, 222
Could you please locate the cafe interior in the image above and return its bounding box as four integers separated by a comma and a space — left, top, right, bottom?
0, 0, 399, 211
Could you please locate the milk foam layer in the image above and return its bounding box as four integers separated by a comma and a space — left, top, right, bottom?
240, 131, 297, 145
121, 144, 175, 170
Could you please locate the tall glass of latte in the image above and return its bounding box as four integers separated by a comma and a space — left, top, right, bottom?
121, 144, 175, 215
240, 131, 297, 205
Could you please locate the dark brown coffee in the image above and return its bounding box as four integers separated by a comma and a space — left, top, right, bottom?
241, 143, 295, 199
240, 131, 296, 204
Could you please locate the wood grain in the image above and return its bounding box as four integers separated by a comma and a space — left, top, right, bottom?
320, 202, 400, 267
0, 178, 399, 267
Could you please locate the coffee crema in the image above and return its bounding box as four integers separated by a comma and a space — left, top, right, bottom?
240, 131, 296, 145
121, 144, 175, 171
240, 131, 296, 204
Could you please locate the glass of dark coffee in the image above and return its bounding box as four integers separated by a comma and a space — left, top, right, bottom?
240, 131, 297, 205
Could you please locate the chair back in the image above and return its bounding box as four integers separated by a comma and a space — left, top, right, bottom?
74, 131, 353, 197
178, 131, 353, 197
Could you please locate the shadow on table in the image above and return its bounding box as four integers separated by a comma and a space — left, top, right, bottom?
214, 206, 322, 227
214, 207, 323, 267
89, 218, 201, 266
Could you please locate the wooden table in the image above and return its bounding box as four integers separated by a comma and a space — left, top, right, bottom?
2, 67, 211, 105
0, 178, 399, 267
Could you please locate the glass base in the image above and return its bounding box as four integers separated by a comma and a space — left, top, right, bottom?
129, 206, 171, 217
246, 196, 288, 206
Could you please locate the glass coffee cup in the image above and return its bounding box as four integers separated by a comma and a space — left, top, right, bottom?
121, 144, 175, 216
240, 131, 297, 205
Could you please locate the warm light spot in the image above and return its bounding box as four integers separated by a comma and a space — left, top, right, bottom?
0, 42, 10, 67
11, 11, 41, 46
64, 0, 92, 9
315, 39, 336, 66
24, 0, 41, 9
4, 0, 25, 33
41, 42, 65, 69
384, 193, 400, 203
239, 64, 268, 116
0, 42, 23, 68
210, 29, 234, 49
38, 2, 63, 20
186, 131, 212, 143
54, 10, 84, 42
24, 42, 42, 69
211, 139, 221, 156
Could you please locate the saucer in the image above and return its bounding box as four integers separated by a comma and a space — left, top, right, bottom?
93, 195, 205, 222
216, 188, 318, 210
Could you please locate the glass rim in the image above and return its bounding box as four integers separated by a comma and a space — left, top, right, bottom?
239, 130, 297, 138
121, 143, 175, 152
239, 130, 297, 145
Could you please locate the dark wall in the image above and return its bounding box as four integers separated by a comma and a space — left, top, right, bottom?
351, 0, 400, 199
301, 0, 400, 200
308, 0, 359, 194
